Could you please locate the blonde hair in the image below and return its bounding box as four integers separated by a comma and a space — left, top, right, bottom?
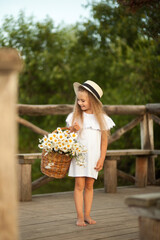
72, 86, 110, 136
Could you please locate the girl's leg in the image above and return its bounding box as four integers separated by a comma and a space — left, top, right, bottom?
74, 177, 86, 226
84, 177, 96, 224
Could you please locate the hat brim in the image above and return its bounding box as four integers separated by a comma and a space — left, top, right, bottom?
73, 82, 102, 104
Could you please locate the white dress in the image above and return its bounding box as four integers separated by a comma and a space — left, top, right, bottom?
66, 112, 115, 179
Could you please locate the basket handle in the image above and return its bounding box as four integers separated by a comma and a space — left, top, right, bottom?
52, 127, 70, 133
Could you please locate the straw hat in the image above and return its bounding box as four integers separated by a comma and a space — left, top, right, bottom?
73, 80, 103, 103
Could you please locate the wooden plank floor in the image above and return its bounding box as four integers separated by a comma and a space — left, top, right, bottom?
18, 186, 160, 240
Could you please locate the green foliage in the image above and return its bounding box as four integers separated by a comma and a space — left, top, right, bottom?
0, 1, 160, 193
0, 11, 76, 105
118, 0, 160, 40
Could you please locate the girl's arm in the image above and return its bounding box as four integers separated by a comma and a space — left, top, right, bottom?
94, 131, 108, 172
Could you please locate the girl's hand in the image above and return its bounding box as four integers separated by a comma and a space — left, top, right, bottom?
73, 122, 80, 131
94, 158, 104, 172
69, 122, 80, 132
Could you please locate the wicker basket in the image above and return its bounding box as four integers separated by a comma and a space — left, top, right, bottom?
41, 127, 72, 179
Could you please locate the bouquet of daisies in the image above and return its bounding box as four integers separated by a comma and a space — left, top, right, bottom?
38, 127, 87, 167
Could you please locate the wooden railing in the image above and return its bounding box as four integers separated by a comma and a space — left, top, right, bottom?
17, 104, 160, 200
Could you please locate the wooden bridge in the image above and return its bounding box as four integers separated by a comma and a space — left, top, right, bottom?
19, 186, 160, 240
0, 48, 160, 240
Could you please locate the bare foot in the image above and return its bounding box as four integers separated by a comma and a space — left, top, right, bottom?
76, 218, 87, 227
84, 216, 96, 225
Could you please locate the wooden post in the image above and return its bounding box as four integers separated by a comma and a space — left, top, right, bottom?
148, 114, 155, 183
18, 162, 32, 201
139, 216, 160, 240
135, 156, 148, 187
18, 156, 40, 201
125, 193, 160, 240
140, 113, 155, 184
0, 48, 22, 240
104, 158, 119, 193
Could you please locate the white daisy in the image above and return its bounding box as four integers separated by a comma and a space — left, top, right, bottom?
47, 142, 52, 148
43, 136, 48, 142
62, 146, 68, 153
57, 133, 64, 140
68, 138, 73, 144
48, 134, 54, 142
66, 144, 71, 149
70, 132, 78, 139
58, 143, 62, 148
54, 146, 59, 151
53, 138, 58, 143
38, 144, 44, 149
57, 127, 62, 132
44, 142, 48, 147
52, 133, 57, 138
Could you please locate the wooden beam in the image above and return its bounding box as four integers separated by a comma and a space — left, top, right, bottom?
18, 104, 74, 116
103, 105, 146, 115
117, 170, 135, 183
0, 48, 22, 240
140, 114, 150, 149
109, 116, 143, 144
151, 114, 160, 126
106, 149, 160, 156
17, 116, 49, 136
135, 156, 148, 187
139, 217, 160, 240
18, 153, 41, 160
17, 104, 146, 116
148, 114, 155, 184
146, 104, 160, 115
104, 159, 118, 193
32, 175, 54, 191
140, 114, 155, 184
16, 149, 160, 161
18, 164, 32, 201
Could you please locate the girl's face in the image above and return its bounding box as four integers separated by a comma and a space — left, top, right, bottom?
77, 91, 92, 114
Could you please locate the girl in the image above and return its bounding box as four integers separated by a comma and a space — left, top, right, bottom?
66, 80, 115, 227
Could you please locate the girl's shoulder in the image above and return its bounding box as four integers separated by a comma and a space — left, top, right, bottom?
103, 114, 115, 130
66, 112, 73, 127
66, 112, 73, 121
83, 112, 115, 131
